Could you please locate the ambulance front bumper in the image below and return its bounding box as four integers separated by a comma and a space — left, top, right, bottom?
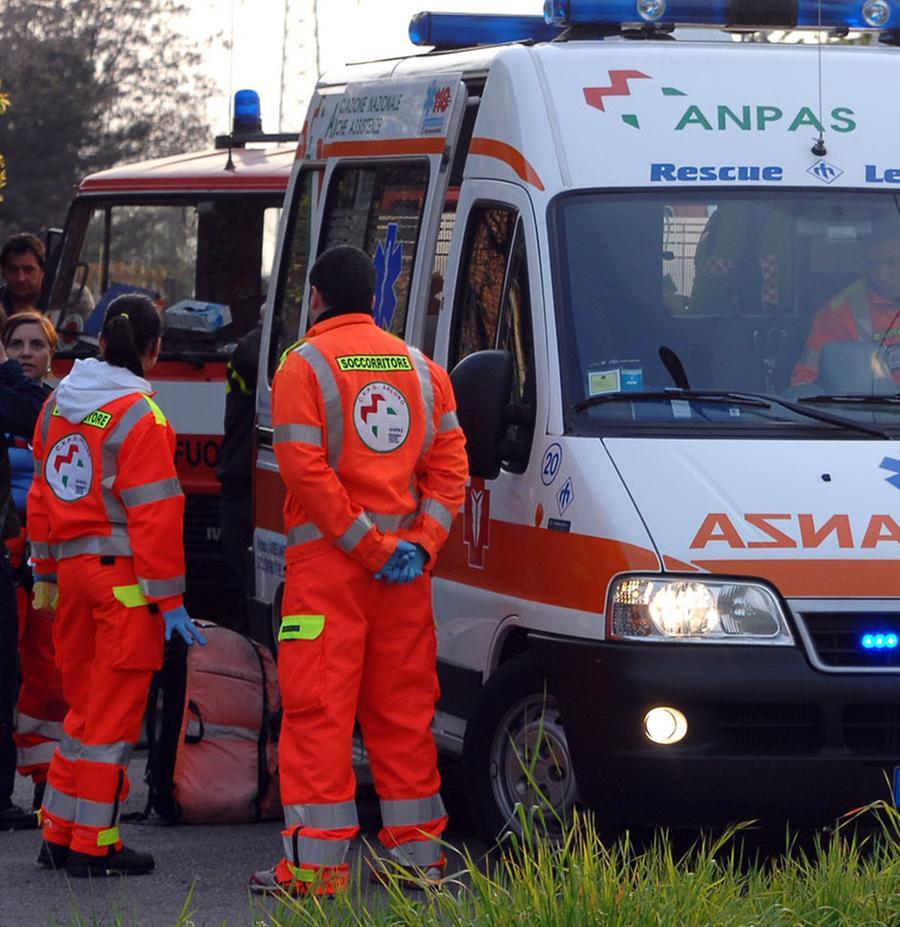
532, 635, 899, 831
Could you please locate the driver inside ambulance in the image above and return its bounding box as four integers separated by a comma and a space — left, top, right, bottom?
791, 217, 900, 388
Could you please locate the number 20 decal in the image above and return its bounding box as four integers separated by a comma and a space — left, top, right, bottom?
541, 443, 562, 486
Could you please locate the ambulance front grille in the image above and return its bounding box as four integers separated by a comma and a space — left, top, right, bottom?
714, 704, 822, 754
797, 612, 900, 671
842, 705, 900, 753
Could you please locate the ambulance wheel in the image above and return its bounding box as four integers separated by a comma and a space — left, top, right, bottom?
463, 652, 578, 842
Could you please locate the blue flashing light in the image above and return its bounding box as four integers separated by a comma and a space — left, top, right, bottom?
861, 632, 899, 650
409, 12, 563, 48
233, 89, 262, 134
544, 0, 900, 29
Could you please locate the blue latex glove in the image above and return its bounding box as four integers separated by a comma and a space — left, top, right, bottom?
375, 541, 426, 584
162, 606, 207, 646
394, 543, 427, 584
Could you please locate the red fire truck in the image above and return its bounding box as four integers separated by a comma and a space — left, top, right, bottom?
46, 112, 295, 621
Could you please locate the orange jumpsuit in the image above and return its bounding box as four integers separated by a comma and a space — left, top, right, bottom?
791, 279, 900, 386
27, 390, 185, 857
9, 527, 67, 782
271, 312, 468, 894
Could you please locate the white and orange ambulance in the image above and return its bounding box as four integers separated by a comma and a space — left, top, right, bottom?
252, 2, 900, 838
47, 100, 295, 620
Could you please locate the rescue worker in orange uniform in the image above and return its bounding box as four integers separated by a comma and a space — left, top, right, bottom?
792, 217, 900, 388
27, 295, 206, 876
250, 246, 468, 896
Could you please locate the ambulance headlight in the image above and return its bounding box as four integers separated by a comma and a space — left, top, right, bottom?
609, 577, 792, 643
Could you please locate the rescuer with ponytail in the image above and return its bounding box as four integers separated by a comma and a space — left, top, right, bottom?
27, 293, 205, 877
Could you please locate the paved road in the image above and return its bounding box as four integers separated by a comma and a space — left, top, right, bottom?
1, 756, 481, 927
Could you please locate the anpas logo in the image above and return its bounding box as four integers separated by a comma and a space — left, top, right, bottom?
651, 164, 783, 183
353, 382, 411, 453
47, 433, 93, 501
422, 79, 453, 136
583, 69, 856, 133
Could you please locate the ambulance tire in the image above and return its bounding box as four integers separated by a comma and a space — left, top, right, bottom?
463, 652, 579, 843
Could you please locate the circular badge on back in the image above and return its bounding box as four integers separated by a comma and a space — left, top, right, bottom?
46, 434, 93, 501
353, 382, 411, 453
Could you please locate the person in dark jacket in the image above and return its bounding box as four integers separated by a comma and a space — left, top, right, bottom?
0, 234, 46, 317
214, 323, 261, 634
0, 326, 49, 829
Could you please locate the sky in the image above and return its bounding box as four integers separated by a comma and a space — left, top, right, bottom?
188, 0, 536, 134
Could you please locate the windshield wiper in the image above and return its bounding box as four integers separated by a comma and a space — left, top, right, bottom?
572, 390, 770, 412
799, 394, 900, 406
573, 389, 890, 438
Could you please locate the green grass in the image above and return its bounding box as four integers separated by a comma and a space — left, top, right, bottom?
254, 802, 899, 927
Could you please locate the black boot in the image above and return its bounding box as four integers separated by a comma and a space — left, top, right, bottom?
66, 845, 155, 877
37, 841, 69, 869
32, 780, 46, 811
0, 803, 39, 830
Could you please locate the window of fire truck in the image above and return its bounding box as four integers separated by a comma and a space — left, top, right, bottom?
319, 161, 430, 339
50, 196, 282, 360
552, 190, 900, 432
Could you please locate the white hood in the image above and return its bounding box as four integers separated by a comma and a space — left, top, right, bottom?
55, 358, 151, 424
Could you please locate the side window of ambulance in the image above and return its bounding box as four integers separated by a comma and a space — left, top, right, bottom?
320, 162, 429, 337
496, 224, 536, 472
450, 204, 517, 367
268, 171, 316, 381
451, 205, 536, 474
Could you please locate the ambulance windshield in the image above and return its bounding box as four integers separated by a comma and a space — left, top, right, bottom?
554, 191, 900, 431
48, 196, 282, 359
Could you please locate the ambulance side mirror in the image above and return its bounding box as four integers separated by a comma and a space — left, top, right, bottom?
450, 350, 513, 481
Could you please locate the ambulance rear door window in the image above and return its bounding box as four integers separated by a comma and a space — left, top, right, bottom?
320, 163, 429, 338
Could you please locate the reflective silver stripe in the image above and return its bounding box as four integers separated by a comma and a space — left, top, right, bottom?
39, 397, 55, 448
274, 423, 324, 447
283, 800, 358, 830
337, 513, 374, 554
409, 348, 435, 462
282, 835, 351, 867
34, 458, 42, 478
287, 523, 323, 547
420, 497, 454, 532
438, 411, 459, 434
60, 734, 82, 761
79, 741, 133, 767
120, 477, 182, 508
74, 796, 117, 828
186, 721, 258, 742
369, 512, 404, 533
387, 839, 444, 867
16, 713, 64, 740
138, 575, 185, 598
296, 343, 343, 469
29, 542, 53, 560
102, 396, 157, 528
56, 532, 133, 560
17, 741, 58, 767
43, 784, 77, 821
380, 793, 446, 828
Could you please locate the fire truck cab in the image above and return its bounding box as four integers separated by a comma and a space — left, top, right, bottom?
48, 104, 294, 621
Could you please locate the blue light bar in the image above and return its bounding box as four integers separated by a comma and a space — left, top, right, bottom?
409, 12, 563, 48
544, 0, 900, 29
861, 632, 899, 650
234, 89, 262, 134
